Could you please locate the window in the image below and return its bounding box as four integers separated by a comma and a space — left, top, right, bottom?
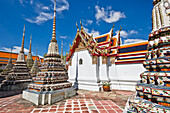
79, 58, 83, 65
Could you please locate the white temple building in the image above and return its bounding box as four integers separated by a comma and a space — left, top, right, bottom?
66, 23, 149, 91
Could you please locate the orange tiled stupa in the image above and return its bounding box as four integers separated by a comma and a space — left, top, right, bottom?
22, 0, 76, 105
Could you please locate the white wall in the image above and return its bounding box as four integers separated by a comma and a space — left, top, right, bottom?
68, 50, 100, 91
111, 63, 146, 91
99, 57, 109, 81
68, 51, 146, 91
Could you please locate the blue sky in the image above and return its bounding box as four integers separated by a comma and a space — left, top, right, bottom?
0, 0, 153, 57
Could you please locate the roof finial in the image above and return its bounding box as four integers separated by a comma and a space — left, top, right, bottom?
111, 23, 115, 30
80, 19, 83, 29
29, 34, 32, 53
76, 22, 79, 32
118, 25, 122, 46
20, 24, 25, 53
118, 25, 122, 34
91, 34, 93, 38
110, 23, 115, 38
120, 25, 122, 31
51, 0, 57, 42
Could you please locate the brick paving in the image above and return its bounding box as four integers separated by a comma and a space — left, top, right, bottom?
0, 89, 134, 113
31, 99, 123, 113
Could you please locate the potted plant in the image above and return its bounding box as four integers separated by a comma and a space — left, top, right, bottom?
102, 81, 111, 92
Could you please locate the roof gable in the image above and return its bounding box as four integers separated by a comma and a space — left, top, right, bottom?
66, 24, 122, 61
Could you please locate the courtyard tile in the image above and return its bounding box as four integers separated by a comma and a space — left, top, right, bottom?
0, 89, 133, 113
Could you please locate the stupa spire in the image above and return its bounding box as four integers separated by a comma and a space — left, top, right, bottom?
20, 25, 25, 53
51, 0, 57, 42
10, 47, 12, 59
29, 34, 32, 53
61, 41, 63, 59
36, 48, 37, 60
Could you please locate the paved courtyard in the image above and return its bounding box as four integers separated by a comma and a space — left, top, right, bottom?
0, 89, 134, 113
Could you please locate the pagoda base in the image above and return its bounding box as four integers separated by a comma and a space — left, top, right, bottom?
0, 79, 32, 91
22, 87, 76, 106
125, 96, 170, 113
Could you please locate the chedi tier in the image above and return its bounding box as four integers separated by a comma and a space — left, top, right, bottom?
127, 0, 170, 112
26, 35, 34, 70
0, 25, 32, 91
23, 0, 76, 105
0, 49, 13, 80
30, 49, 40, 77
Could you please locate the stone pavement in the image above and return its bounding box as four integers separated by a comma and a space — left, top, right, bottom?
0, 89, 134, 113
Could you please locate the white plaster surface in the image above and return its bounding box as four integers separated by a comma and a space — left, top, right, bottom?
23, 90, 40, 105
23, 88, 76, 105
68, 50, 146, 91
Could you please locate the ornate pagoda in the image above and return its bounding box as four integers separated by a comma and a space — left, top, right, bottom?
26, 35, 34, 70
23, 0, 76, 105
127, 0, 170, 112
30, 49, 40, 77
0, 25, 32, 91
0, 48, 13, 79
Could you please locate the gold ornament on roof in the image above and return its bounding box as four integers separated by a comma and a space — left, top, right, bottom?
80, 19, 83, 29
69, 44, 72, 50
76, 22, 79, 32
111, 23, 115, 30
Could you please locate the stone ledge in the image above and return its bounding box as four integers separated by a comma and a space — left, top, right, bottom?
22, 87, 76, 106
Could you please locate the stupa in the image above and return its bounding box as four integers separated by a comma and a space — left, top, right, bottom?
0, 48, 13, 79
30, 49, 40, 77
127, 0, 170, 112
0, 25, 32, 91
23, 0, 76, 105
26, 35, 34, 70
61, 41, 63, 62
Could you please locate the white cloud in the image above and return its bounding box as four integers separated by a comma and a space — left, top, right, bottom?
19, 0, 23, 4
117, 30, 128, 38
50, 0, 69, 13
1, 46, 30, 54
42, 6, 50, 11
30, 0, 33, 4
25, 12, 53, 25
84, 28, 100, 37
95, 5, 126, 23
56, 0, 69, 13
124, 39, 147, 44
91, 29, 100, 37
60, 36, 68, 39
82, 19, 93, 26
106, 6, 112, 10
23, 0, 69, 25
129, 30, 138, 34
87, 20, 93, 25
116, 30, 138, 38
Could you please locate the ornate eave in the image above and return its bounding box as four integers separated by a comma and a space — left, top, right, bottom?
66, 23, 121, 62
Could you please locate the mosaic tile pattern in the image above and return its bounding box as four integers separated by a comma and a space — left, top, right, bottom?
31, 99, 123, 113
